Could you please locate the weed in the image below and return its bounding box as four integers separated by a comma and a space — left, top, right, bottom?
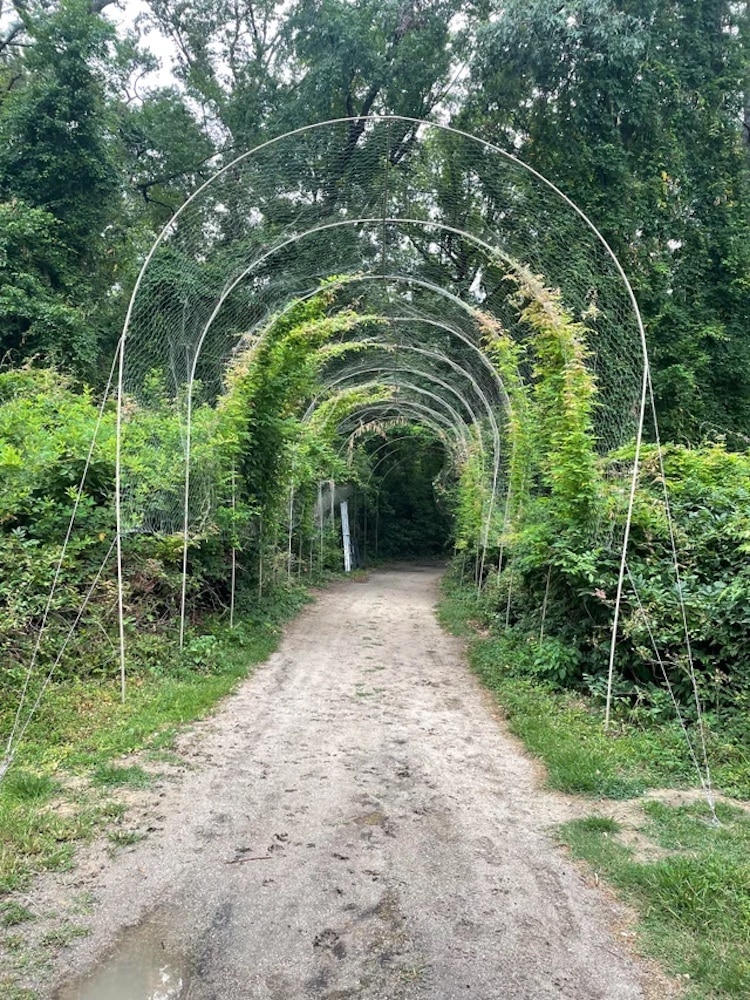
99, 801, 127, 820
0, 902, 34, 927
0, 984, 36, 1000
91, 764, 152, 789
574, 816, 620, 835
68, 890, 95, 916
2, 772, 56, 804
398, 965, 426, 982
41, 922, 89, 948
107, 829, 143, 848
2, 933, 25, 952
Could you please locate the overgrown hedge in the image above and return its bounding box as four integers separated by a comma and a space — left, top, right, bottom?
484, 441, 750, 730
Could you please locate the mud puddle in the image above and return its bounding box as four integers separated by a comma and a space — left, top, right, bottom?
55, 909, 191, 1000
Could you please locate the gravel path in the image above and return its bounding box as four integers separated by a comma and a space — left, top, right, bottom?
49, 567, 661, 999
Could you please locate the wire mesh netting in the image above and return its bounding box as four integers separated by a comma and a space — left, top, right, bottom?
13, 117, 722, 808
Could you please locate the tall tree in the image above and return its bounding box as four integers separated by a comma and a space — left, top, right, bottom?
0, 0, 124, 372
462, 0, 750, 441
142, 0, 462, 147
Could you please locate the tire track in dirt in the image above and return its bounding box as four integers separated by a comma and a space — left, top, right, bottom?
45, 567, 671, 999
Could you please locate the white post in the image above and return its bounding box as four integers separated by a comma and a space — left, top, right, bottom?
340, 500, 353, 573
287, 483, 295, 579
318, 481, 324, 572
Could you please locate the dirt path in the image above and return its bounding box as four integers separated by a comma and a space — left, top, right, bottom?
47, 567, 661, 999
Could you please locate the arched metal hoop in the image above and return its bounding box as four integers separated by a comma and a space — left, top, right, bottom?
115, 116, 650, 725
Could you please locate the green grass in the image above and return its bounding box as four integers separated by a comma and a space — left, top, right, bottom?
1, 772, 57, 804
439, 572, 750, 999
106, 829, 144, 848
476, 668, 697, 797
0, 903, 34, 928
91, 764, 152, 789
439, 588, 696, 799
561, 801, 750, 998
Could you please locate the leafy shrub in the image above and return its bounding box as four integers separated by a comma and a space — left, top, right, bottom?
479, 441, 750, 728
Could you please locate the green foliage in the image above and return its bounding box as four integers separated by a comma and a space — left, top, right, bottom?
452, 435, 486, 554
0, 201, 95, 370
0, 368, 115, 686
0, 901, 34, 928
0, 1, 119, 257
510, 268, 602, 530
221, 294, 374, 515
466, 290, 750, 721
0, 283, 388, 697
616, 443, 750, 721
357, 429, 453, 559
0, 0, 130, 376
465, 0, 750, 441
90, 764, 151, 789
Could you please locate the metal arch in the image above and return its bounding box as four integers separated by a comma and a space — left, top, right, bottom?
234, 272, 513, 412
337, 432, 427, 463
303, 381, 468, 462
329, 340, 506, 580
278, 280, 514, 584
274, 308, 507, 588
306, 365, 485, 435
309, 377, 474, 459
336, 400, 470, 463
115, 114, 648, 370
160, 217, 522, 649
382, 337, 505, 582
159, 215, 518, 398
307, 365, 489, 542
326, 331, 505, 448
308, 364, 492, 520
115, 115, 650, 707
166, 240, 518, 648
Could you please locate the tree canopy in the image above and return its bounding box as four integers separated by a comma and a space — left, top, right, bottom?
1, 0, 748, 438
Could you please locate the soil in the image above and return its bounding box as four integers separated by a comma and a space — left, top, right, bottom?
25, 567, 680, 999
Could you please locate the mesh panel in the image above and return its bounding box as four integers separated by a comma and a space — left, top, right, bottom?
118, 117, 644, 538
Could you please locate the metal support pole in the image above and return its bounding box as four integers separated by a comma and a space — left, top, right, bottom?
287, 483, 295, 580
230, 463, 237, 629
341, 501, 353, 573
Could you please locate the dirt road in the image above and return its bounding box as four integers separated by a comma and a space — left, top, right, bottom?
50, 567, 657, 999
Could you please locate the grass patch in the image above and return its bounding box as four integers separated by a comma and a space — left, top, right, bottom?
91, 764, 152, 789
0, 902, 34, 928
474, 668, 694, 798
561, 801, 750, 998
2, 772, 56, 804
440, 616, 695, 798
0, 986, 36, 1000
40, 922, 89, 948
106, 829, 143, 848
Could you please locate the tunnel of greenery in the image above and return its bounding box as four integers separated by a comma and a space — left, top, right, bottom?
352, 432, 454, 562
3, 116, 750, 784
